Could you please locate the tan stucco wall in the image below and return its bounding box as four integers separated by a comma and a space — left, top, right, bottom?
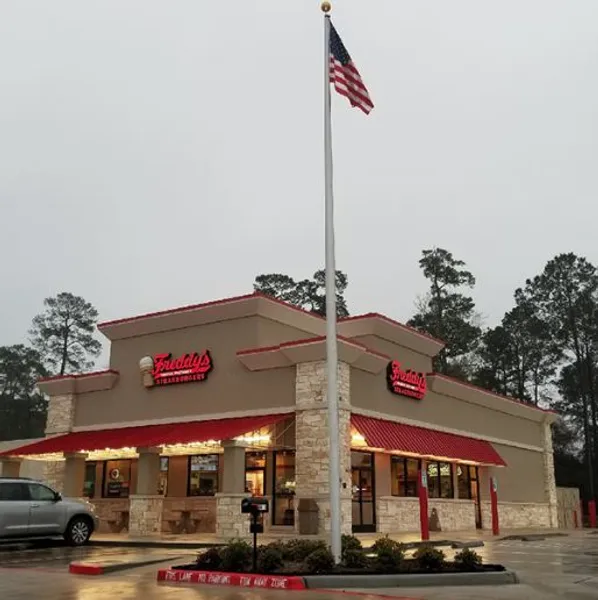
489, 444, 546, 504
74, 316, 297, 428
351, 369, 544, 449
256, 317, 315, 346
353, 335, 432, 374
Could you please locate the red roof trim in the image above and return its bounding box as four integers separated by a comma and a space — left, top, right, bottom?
339, 313, 446, 346
98, 293, 259, 329
38, 369, 119, 384
351, 414, 506, 466
97, 292, 326, 330
428, 372, 557, 415
236, 335, 390, 359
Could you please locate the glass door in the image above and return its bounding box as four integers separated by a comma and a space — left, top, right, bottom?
245, 452, 266, 496
351, 451, 376, 533
272, 451, 296, 526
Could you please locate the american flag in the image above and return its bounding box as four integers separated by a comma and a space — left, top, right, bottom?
329, 21, 373, 115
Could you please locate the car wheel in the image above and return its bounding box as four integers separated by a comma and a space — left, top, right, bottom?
65, 517, 92, 546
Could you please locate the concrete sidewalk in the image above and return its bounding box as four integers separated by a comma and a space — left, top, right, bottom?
90, 527, 576, 548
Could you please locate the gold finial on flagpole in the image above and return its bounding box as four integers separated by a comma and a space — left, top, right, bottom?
321, 1, 331, 13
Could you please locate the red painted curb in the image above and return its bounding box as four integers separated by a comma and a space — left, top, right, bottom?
157, 568, 306, 590
69, 563, 104, 576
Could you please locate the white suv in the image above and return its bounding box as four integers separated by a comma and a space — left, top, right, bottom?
0, 477, 99, 546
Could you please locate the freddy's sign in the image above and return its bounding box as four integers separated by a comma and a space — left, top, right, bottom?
152, 351, 213, 386
386, 360, 427, 400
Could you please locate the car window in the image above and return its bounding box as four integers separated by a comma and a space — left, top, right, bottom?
0, 482, 30, 501
27, 484, 56, 502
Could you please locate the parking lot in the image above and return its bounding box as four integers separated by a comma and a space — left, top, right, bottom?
2, 533, 598, 599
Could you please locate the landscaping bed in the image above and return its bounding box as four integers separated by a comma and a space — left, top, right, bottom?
170, 536, 506, 577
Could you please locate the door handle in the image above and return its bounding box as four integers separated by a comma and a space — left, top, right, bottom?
30, 504, 40, 508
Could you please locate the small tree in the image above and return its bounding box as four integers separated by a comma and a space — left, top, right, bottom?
30, 292, 102, 376
408, 248, 481, 378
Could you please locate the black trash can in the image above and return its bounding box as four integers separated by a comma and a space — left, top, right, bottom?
297, 498, 319, 535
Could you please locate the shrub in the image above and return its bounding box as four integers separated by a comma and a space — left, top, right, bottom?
220, 539, 252, 572
196, 547, 223, 570
341, 534, 363, 554
371, 536, 405, 572
258, 545, 284, 574
342, 548, 368, 569
453, 548, 482, 571
413, 545, 445, 571
305, 547, 335, 574
284, 539, 328, 562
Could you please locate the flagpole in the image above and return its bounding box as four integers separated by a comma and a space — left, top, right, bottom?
322, 0, 342, 565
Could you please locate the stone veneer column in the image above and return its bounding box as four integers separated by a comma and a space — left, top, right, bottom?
542, 418, 558, 528
129, 447, 163, 537
43, 393, 77, 492
45, 394, 76, 435
295, 361, 352, 536
216, 440, 250, 539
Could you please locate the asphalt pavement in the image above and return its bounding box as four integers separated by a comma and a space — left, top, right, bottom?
2, 533, 598, 599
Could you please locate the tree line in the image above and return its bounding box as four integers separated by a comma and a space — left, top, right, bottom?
0, 293, 101, 441
254, 250, 598, 499
2, 254, 596, 498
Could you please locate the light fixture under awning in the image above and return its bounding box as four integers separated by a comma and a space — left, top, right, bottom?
351, 414, 506, 466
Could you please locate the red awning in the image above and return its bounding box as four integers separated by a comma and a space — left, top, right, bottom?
351, 414, 506, 466
1, 414, 291, 457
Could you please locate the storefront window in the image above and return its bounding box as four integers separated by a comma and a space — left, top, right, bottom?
188, 454, 219, 496
457, 465, 478, 499
427, 462, 453, 499
272, 451, 296, 526
245, 452, 266, 496
158, 457, 169, 496
83, 462, 96, 498
103, 460, 132, 498
391, 457, 420, 497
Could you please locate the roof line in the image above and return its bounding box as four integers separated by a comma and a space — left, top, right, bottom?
97, 291, 326, 330
428, 372, 557, 415
38, 369, 119, 384
339, 312, 446, 346
237, 334, 391, 359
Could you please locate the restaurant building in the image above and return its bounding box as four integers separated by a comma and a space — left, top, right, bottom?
1, 292, 558, 538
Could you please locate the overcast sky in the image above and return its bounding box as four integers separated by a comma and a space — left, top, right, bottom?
1, 1, 597, 367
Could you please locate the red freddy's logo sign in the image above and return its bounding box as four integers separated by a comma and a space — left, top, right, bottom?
152, 351, 213, 386
386, 360, 427, 400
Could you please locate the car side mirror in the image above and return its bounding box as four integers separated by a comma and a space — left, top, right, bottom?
54, 492, 62, 502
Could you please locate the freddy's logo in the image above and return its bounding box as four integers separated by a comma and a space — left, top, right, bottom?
386, 360, 427, 400
150, 351, 213, 386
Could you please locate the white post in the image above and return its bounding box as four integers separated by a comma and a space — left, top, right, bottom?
323, 8, 342, 564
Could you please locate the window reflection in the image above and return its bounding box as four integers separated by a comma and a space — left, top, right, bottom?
391, 457, 420, 497
427, 461, 453, 499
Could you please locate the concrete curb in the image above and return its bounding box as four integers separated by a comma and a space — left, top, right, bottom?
157, 568, 306, 589
70, 556, 182, 576
450, 540, 485, 549
89, 540, 219, 550
303, 571, 519, 588
156, 568, 518, 589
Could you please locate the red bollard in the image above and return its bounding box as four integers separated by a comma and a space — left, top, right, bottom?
490, 477, 500, 536
574, 510, 579, 528
580, 500, 585, 528
417, 468, 429, 541
589, 500, 597, 528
